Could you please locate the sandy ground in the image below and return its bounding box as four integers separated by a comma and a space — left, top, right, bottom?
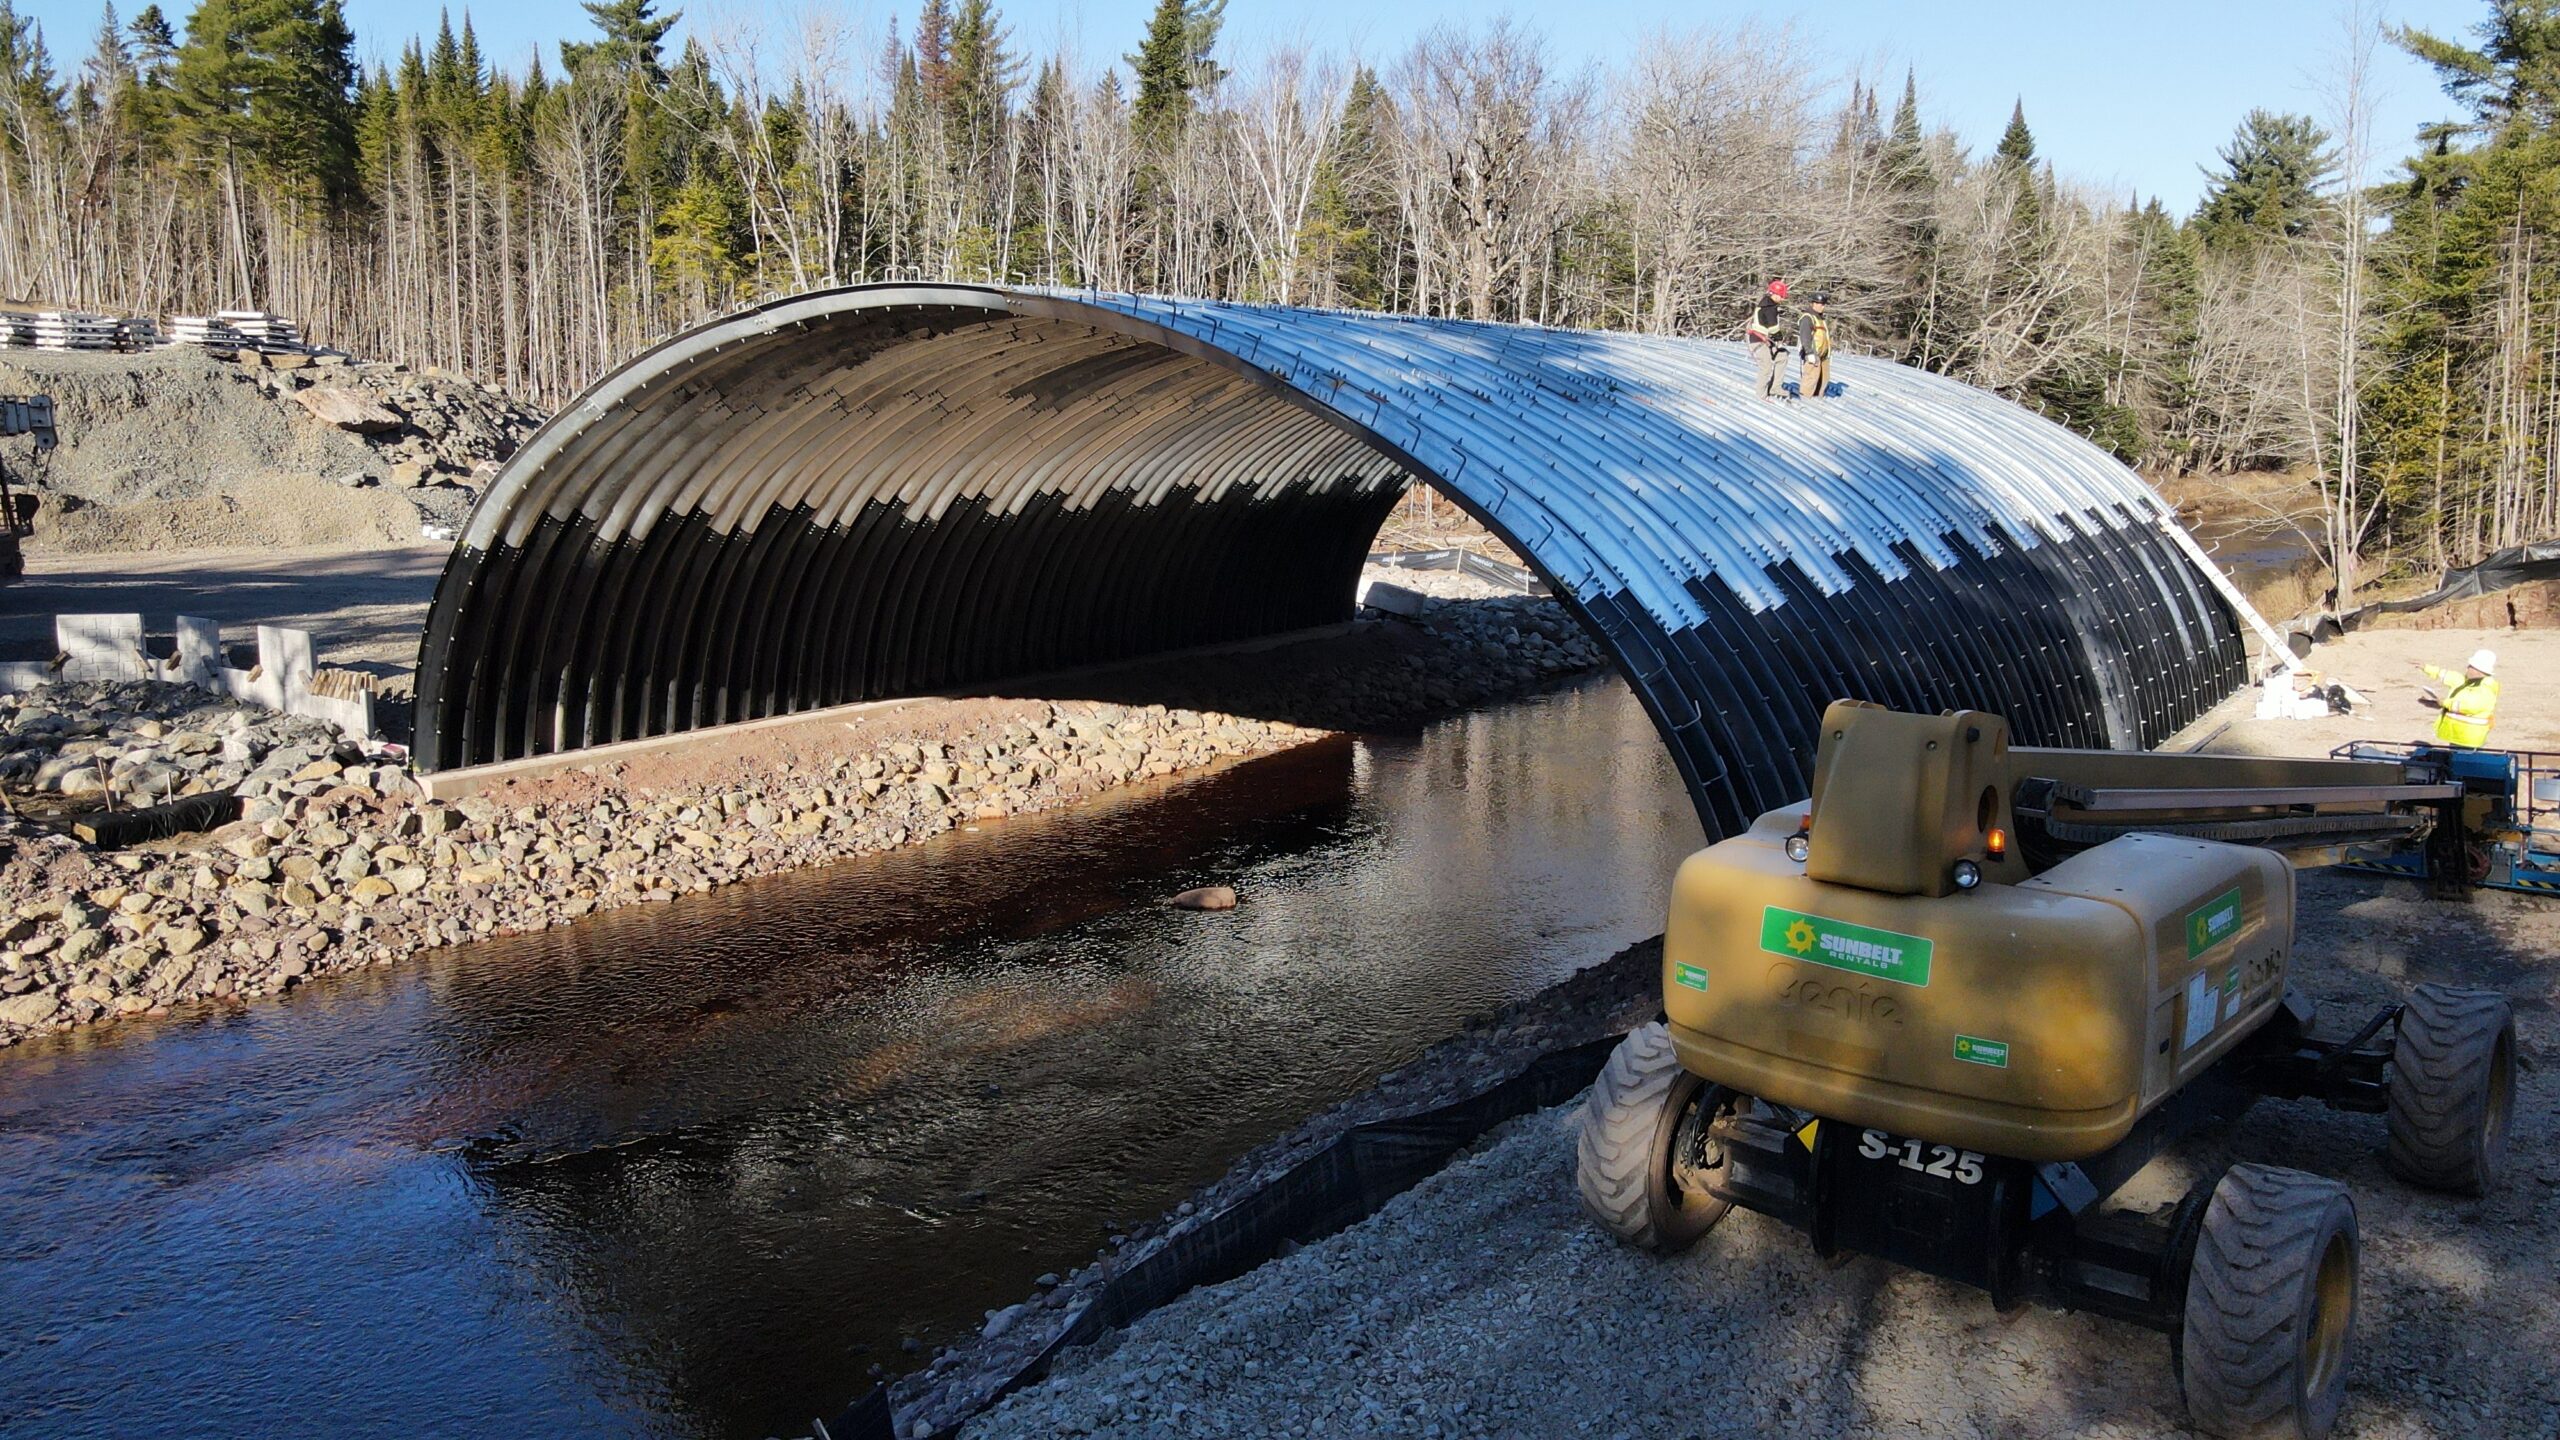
2186, 624, 2560, 758
0, 544, 447, 684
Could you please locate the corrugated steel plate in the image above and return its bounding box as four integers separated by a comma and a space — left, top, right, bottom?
416, 283, 2247, 836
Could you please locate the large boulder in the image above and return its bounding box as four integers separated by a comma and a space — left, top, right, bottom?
293, 388, 405, 434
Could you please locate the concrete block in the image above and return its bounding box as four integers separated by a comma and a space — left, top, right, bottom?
290, 687, 374, 740
259, 625, 315, 706
223, 626, 314, 712
57, 613, 146, 682
175, 616, 223, 690
0, 660, 52, 693
1356, 579, 1429, 619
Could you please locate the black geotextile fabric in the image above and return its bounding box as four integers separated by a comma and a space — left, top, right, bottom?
828, 1035, 1625, 1440
2376, 540, 2560, 610
2289, 539, 2560, 651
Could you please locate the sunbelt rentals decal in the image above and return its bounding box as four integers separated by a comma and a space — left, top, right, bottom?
1760, 906, 1933, 987
2186, 887, 2244, 959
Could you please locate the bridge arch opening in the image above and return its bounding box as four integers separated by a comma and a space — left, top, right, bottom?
418, 284, 2249, 838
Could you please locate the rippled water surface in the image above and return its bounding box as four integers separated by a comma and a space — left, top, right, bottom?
0, 676, 1698, 1439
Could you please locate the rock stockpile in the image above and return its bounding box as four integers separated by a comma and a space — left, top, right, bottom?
0, 681, 351, 812
0, 585, 1618, 1048
0, 701, 1314, 1043
0, 346, 544, 552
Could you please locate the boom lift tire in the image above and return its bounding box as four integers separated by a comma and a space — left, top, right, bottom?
2385, 984, 2517, 1196
1577, 1022, 1732, 1252
2177, 1164, 2360, 1440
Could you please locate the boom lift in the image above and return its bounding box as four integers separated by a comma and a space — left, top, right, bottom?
1580, 701, 2517, 1440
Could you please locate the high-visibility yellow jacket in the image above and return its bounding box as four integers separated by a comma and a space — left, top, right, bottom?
2423, 665, 2500, 747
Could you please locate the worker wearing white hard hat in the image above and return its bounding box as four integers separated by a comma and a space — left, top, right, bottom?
2417, 648, 2500, 747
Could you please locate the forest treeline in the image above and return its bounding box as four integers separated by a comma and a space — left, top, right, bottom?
0, 0, 2553, 587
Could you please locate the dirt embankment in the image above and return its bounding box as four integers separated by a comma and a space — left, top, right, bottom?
0, 347, 542, 552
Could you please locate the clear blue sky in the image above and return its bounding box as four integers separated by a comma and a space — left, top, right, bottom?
23, 0, 2494, 211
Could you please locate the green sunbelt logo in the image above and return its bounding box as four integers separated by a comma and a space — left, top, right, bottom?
1953, 1034, 2010, 1068
2187, 888, 2244, 959
1673, 962, 1709, 992
1760, 906, 1934, 987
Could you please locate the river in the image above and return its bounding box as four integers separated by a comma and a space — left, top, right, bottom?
0, 675, 1698, 1440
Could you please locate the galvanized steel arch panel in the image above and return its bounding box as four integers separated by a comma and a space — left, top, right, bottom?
417, 283, 2248, 837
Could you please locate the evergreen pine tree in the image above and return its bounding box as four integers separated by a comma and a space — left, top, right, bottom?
1304, 64, 1391, 308
1991, 97, 2042, 237
2191, 110, 2336, 249
170, 0, 359, 203
913, 0, 950, 110
0, 1, 66, 120
1877, 70, 1942, 367
74, 2, 130, 126
946, 0, 1019, 151
1129, 0, 1222, 137
559, 0, 675, 83
126, 2, 173, 75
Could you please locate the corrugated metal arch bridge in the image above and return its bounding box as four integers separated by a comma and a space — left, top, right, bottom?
416, 284, 2258, 838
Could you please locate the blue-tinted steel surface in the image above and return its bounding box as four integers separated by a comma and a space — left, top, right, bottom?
416, 283, 2247, 837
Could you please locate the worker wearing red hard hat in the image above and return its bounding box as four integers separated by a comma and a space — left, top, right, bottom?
1748, 280, 1790, 400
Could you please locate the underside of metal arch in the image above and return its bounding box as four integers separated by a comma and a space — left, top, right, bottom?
416, 283, 2250, 838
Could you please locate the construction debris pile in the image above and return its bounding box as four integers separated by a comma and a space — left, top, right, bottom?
0, 344, 544, 552
0, 681, 351, 815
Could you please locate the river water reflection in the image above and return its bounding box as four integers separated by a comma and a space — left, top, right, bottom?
0, 675, 1697, 1439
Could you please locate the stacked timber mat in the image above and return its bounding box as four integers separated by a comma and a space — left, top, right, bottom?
167, 315, 249, 351
218, 311, 307, 354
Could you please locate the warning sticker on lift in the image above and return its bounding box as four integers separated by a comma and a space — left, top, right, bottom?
2182, 970, 2219, 1050
1760, 907, 1934, 987
1673, 962, 1709, 992
2186, 887, 2244, 959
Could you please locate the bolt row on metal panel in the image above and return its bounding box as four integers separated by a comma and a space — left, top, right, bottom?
416, 283, 2249, 838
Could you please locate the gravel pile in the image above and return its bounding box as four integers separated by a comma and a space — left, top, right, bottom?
962, 868, 2559, 1440
0, 680, 347, 811
0, 592, 1615, 1048
0, 347, 542, 552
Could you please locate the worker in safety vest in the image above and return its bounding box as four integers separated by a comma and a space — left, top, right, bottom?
2417, 648, 2500, 748
1796, 292, 1833, 400
1748, 280, 1789, 400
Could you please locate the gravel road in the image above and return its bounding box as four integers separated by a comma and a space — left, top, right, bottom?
964, 867, 2558, 1440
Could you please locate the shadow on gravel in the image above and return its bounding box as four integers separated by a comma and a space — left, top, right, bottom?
0, 550, 444, 687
